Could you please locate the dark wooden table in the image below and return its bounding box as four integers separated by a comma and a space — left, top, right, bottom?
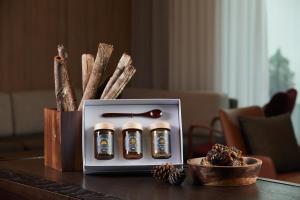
0, 157, 299, 200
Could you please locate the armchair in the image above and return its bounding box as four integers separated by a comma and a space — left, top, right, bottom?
187, 98, 238, 159
219, 106, 300, 183
187, 117, 222, 159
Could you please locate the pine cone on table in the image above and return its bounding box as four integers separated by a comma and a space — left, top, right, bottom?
152, 163, 175, 183
168, 168, 185, 185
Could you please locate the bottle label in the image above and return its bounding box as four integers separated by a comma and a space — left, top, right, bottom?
97, 132, 113, 155
125, 130, 142, 153
153, 130, 171, 155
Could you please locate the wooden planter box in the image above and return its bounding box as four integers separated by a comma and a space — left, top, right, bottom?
44, 108, 82, 171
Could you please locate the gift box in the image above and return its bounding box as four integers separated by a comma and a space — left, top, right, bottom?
44, 108, 82, 171
82, 99, 184, 174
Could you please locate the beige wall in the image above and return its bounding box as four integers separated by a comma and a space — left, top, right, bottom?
0, 0, 131, 92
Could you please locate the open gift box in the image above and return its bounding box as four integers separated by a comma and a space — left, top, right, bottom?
82, 99, 184, 174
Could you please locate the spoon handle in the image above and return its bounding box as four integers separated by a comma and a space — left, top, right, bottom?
102, 113, 136, 117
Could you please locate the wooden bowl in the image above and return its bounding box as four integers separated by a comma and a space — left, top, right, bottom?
187, 157, 262, 186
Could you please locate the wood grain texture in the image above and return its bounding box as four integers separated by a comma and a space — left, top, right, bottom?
0, 168, 121, 200
54, 56, 77, 111
103, 65, 136, 99
0, 158, 300, 200
82, 54, 95, 93
44, 108, 82, 171
130, 0, 153, 88
101, 53, 132, 99
0, 0, 131, 92
78, 43, 113, 110
188, 157, 262, 186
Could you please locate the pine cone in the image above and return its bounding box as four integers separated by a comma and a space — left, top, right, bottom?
229, 146, 242, 158
168, 168, 185, 185
206, 144, 245, 166
207, 148, 232, 166
152, 163, 175, 183
213, 143, 228, 152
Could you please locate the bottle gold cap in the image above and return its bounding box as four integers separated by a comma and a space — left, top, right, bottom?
122, 122, 143, 131
94, 122, 115, 131
149, 121, 171, 130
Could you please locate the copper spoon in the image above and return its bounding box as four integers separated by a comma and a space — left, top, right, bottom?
102, 109, 162, 118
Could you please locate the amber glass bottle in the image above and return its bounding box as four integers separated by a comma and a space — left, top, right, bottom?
150, 121, 171, 159
94, 122, 114, 160
122, 122, 143, 159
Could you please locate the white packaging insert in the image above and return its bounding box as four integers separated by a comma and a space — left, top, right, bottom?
82, 99, 183, 174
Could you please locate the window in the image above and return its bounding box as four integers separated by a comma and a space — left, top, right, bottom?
266, 0, 300, 143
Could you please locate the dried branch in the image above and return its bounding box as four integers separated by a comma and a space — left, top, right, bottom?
82, 54, 94, 93
54, 56, 77, 111
103, 65, 136, 99
57, 44, 68, 60
100, 53, 132, 99
78, 43, 113, 110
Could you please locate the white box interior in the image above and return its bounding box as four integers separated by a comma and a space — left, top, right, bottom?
82, 99, 183, 173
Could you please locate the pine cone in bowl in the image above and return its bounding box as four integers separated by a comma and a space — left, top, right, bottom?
204, 144, 245, 166
188, 144, 262, 186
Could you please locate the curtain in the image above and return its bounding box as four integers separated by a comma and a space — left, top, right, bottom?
168, 0, 215, 91
133, 0, 270, 105
214, 0, 269, 106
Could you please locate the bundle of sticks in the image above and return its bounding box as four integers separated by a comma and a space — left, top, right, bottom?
54, 43, 136, 112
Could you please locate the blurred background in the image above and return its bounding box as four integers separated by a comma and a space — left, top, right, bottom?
1, 0, 299, 142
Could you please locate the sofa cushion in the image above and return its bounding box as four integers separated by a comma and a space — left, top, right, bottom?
0, 93, 13, 137
0, 134, 43, 155
263, 88, 297, 117
11, 90, 56, 135
14, 134, 44, 150
239, 114, 300, 173
0, 149, 43, 160
219, 106, 264, 153
0, 140, 24, 152
11, 89, 82, 136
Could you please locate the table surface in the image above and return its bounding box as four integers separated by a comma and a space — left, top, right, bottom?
0, 157, 299, 200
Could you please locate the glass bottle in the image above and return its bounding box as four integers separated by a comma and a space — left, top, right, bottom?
122, 122, 143, 159
150, 121, 171, 159
94, 122, 114, 160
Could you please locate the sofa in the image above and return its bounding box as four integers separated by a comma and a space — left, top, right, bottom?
0, 88, 231, 160
0, 91, 55, 159
122, 88, 230, 134
220, 106, 300, 184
